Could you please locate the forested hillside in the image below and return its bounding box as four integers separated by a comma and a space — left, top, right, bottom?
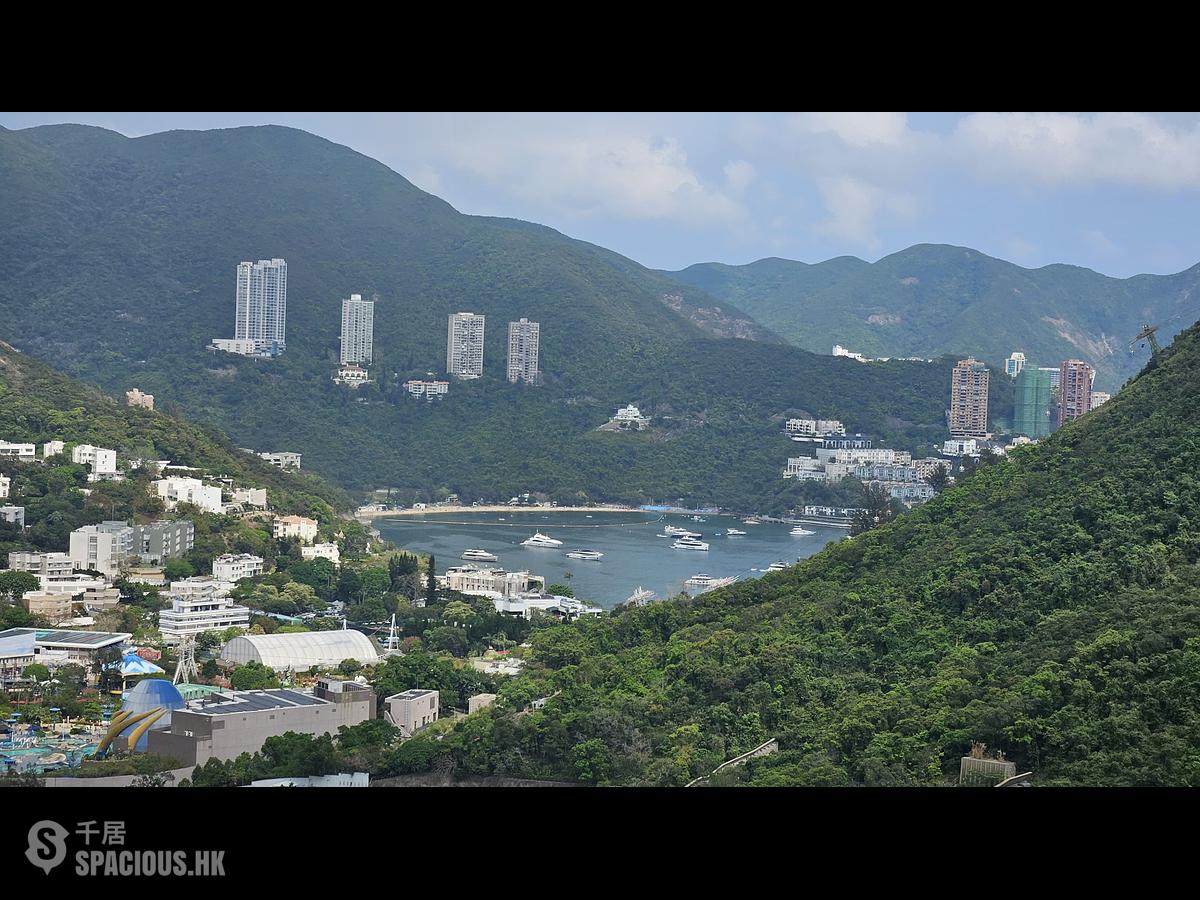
667, 245, 1200, 390
390, 321, 1200, 786
0, 124, 967, 506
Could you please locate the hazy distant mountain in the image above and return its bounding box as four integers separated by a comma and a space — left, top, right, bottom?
666, 245, 1200, 389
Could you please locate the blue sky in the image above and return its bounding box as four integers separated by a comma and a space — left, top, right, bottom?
3, 112, 1199, 277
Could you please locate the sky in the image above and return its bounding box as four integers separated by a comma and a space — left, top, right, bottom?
3, 111, 1199, 277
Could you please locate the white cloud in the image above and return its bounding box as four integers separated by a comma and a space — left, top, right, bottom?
954, 112, 1200, 190
426, 120, 745, 227
1081, 228, 1121, 258
791, 112, 911, 147
1004, 237, 1039, 261
724, 159, 756, 194
813, 176, 916, 248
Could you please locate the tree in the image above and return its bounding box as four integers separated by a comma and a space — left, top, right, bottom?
545, 583, 574, 598
442, 601, 476, 626
0, 570, 40, 602
230, 661, 280, 691
337, 658, 362, 676
131, 771, 176, 787
425, 554, 438, 607
163, 559, 195, 582
850, 483, 899, 536
927, 464, 949, 492
24, 663, 51, 684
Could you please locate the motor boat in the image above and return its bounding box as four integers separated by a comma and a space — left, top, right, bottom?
725, 527, 747, 536
672, 537, 709, 551
664, 525, 701, 537
462, 549, 498, 562
691, 516, 706, 522
566, 549, 603, 560
521, 532, 563, 547
789, 526, 816, 536
766, 562, 788, 572
685, 573, 736, 592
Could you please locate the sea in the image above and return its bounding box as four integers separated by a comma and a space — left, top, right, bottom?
374, 510, 846, 608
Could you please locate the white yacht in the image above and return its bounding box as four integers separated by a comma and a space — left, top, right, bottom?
766, 561, 788, 572
521, 532, 563, 547
725, 527, 747, 536
685, 574, 736, 592
566, 549, 603, 560
663, 525, 702, 538
461, 549, 498, 562
672, 537, 709, 551
789, 526, 816, 536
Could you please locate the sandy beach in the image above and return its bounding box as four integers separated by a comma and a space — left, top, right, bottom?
355, 504, 641, 519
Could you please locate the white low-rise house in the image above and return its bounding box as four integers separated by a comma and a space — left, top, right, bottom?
785, 418, 846, 436
158, 594, 251, 643
169, 575, 235, 599
0, 442, 35, 459
9, 551, 74, 581
36, 574, 109, 596
126, 388, 154, 410
816, 447, 910, 465
301, 543, 340, 564
229, 487, 267, 508
384, 689, 439, 738
493, 594, 603, 621
403, 379, 449, 401
42, 440, 65, 458
942, 438, 980, 457
832, 344, 867, 362
154, 476, 224, 514
69, 522, 134, 577
611, 405, 650, 429
784, 457, 827, 480
72, 444, 118, 477
0, 505, 25, 527
333, 363, 371, 387
273, 515, 318, 544
888, 483, 937, 501
440, 566, 545, 599
212, 553, 264, 582
0, 475, 9, 499
1090, 391, 1111, 410
258, 451, 301, 470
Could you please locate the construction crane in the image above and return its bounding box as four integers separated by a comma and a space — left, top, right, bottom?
1130, 322, 1162, 359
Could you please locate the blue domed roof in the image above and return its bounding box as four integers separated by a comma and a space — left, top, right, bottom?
119, 679, 186, 751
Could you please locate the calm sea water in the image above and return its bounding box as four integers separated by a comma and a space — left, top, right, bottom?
375, 510, 846, 608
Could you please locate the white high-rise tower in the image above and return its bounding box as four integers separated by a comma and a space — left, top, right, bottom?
340, 294, 375, 365
507, 318, 540, 384
212, 258, 287, 357
447, 312, 485, 378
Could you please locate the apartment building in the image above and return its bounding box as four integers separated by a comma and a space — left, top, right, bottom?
340, 294, 374, 365
785, 418, 846, 436
132, 520, 195, 563
210, 258, 288, 358
949, 357, 990, 438
506, 318, 540, 384
212, 554, 265, 582
447, 312, 485, 378
1058, 359, 1095, 426
154, 477, 223, 514
72, 444, 118, 476
404, 379, 449, 401
0, 442, 35, 459
126, 388, 155, 410
273, 515, 318, 544
69, 522, 134, 577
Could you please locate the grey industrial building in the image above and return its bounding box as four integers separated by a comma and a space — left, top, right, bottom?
384, 689, 439, 737
132, 520, 195, 563
147, 679, 375, 766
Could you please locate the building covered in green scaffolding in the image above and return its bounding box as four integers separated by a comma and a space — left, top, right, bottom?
1014, 367, 1054, 438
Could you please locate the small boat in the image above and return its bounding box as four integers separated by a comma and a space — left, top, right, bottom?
742, 518, 761, 525
522, 532, 563, 547
766, 562, 788, 572
672, 537, 709, 551
566, 549, 603, 560
789, 526, 816, 536
725, 528, 747, 536
462, 549, 498, 562
691, 516, 706, 522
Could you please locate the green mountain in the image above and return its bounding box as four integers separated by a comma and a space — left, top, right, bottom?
0, 124, 964, 507
666, 245, 1200, 390
394, 323, 1200, 785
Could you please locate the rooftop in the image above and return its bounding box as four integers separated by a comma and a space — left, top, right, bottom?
187, 688, 328, 717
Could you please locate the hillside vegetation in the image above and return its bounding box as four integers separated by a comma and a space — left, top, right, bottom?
667, 245, 1200, 390
393, 321, 1200, 785
1, 124, 968, 507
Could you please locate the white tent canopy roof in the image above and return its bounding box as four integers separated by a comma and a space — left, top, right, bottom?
219, 630, 379, 671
